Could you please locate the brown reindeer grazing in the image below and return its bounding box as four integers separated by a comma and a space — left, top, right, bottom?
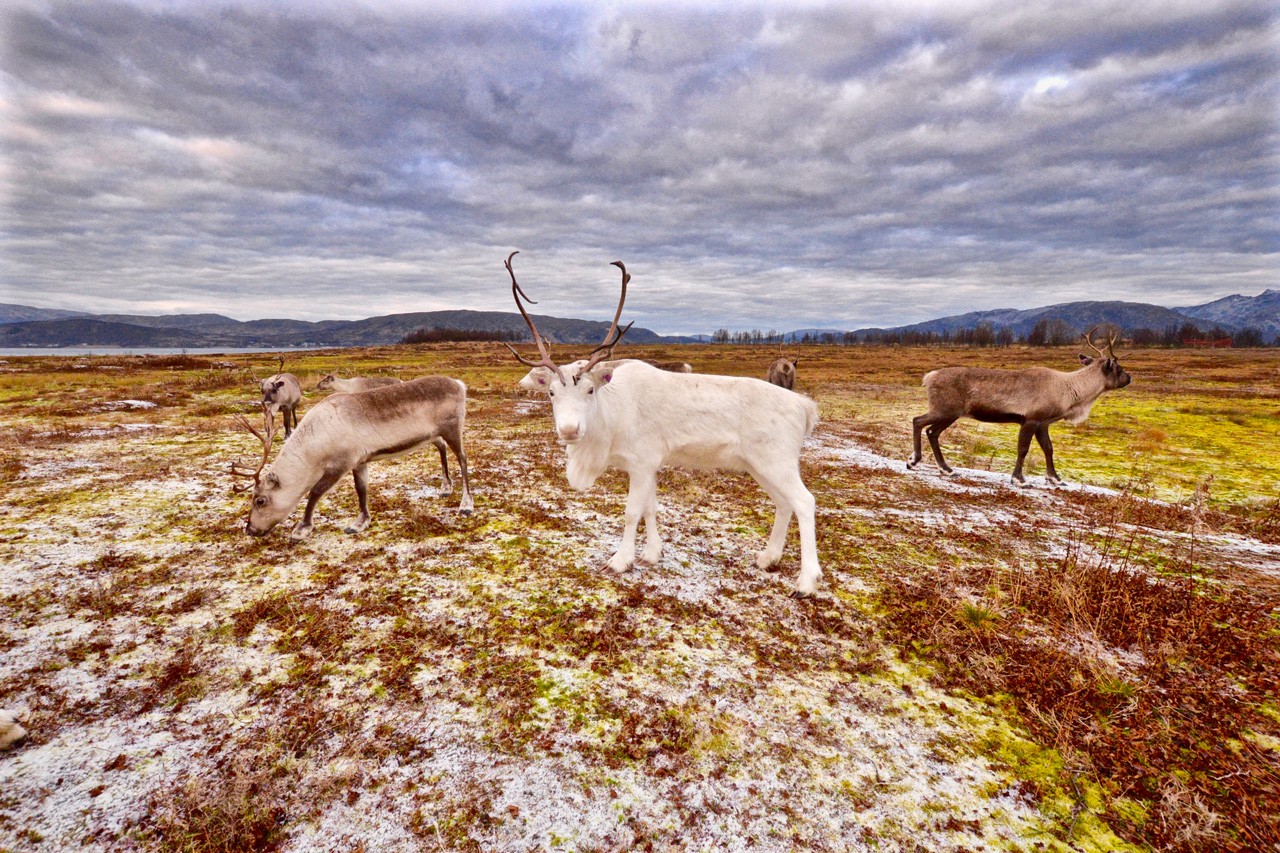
232, 377, 473, 540
767, 357, 798, 390
907, 329, 1131, 485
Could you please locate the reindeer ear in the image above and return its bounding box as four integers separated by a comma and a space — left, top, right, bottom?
273, 380, 286, 391
266, 472, 280, 487
590, 367, 614, 386
1079, 354, 1094, 365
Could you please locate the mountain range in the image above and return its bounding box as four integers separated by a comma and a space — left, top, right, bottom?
0, 289, 1275, 349
0, 307, 683, 348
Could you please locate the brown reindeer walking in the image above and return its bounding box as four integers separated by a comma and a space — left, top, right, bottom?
907, 328, 1131, 485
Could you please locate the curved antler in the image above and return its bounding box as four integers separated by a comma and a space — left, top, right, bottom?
230, 402, 276, 493
1081, 325, 1106, 358
504, 251, 567, 385
579, 260, 633, 376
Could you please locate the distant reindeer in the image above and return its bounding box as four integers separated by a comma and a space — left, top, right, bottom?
646, 360, 693, 374
767, 354, 798, 390
907, 328, 1132, 485
316, 374, 401, 393
259, 357, 303, 438
232, 377, 473, 540
504, 252, 823, 597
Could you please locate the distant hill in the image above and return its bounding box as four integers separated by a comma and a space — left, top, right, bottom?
0, 303, 88, 324
0, 318, 200, 347
841, 290, 1276, 343
1178, 289, 1280, 340
852, 300, 1199, 340
0, 307, 688, 348
1, 289, 1272, 349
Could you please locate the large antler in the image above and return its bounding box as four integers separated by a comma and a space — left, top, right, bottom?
1081, 325, 1121, 359
579, 260, 634, 376
1081, 325, 1106, 359
230, 402, 276, 493
503, 251, 567, 385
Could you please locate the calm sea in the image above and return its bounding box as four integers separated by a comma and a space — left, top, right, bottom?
0, 346, 325, 358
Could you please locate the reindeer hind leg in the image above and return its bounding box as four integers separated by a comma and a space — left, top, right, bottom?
440, 427, 473, 514
345, 463, 371, 534
748, 460, 819, 598
433, 437, 453, 496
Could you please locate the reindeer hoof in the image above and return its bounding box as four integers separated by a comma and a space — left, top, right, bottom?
789, 589, 816, 600
906, 459, 918, 471
1046, 476, 1064, 487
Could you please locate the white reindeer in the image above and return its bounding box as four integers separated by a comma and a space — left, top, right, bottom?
232, 377, 473, 540
504, 252, 823, 597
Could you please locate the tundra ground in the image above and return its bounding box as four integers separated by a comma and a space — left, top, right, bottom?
0, 344, 1276, 852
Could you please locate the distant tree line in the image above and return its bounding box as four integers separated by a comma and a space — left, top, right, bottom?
400, 327, 522, 344
709, 319, 1274, 348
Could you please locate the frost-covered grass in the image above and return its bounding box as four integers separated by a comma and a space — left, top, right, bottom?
0, 344, 1276, 852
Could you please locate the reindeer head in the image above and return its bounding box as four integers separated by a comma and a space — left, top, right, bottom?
316, 373, 336, 391
504, 252, 632, 444
1079, 326, 1132, 389
230, 404, 290, 536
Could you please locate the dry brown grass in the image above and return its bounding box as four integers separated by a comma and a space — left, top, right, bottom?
1, 342, 1277, 852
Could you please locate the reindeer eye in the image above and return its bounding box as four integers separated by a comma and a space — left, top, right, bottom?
587, 387, 594, 395
254, 497, 266, 508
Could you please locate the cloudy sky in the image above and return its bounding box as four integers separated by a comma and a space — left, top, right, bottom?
1, 1, 1276, 334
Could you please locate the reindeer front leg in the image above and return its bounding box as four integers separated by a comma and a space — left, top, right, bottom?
1035, 425, 1063, 485
291, 468, 344, 541
1011, 423, 1037, 486
638, 479, 663, 567
609, 469, 656, 572
344, 463, 371, 534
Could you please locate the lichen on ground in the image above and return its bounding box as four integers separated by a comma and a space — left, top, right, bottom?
0, 344, 1276, 852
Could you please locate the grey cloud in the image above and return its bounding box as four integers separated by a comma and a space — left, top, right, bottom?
1, 1, 1275, 333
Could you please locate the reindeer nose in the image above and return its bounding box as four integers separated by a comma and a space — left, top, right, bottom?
558, 423, 582, 442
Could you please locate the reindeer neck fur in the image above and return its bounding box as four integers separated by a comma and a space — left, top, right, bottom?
261, 434, 320, 511
563, 377, 625, 490
1060, 361, 1109, 425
